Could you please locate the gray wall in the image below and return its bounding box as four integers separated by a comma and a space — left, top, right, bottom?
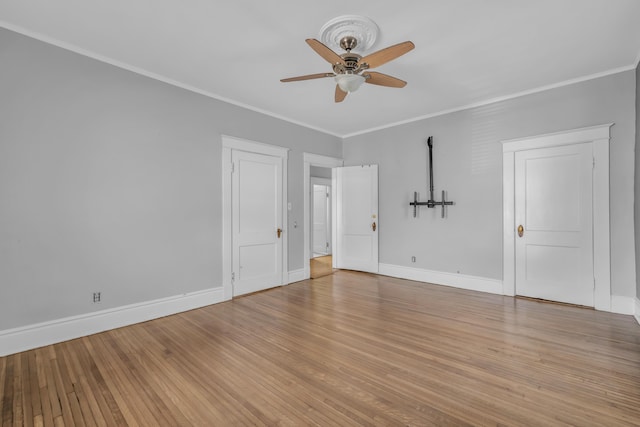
0, 28, 341, 330
310, 165, 332, 179
344, 70, 637, 298
636, 61, 640, 301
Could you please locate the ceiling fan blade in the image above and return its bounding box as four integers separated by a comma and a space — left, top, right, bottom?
359, 41, 415, 69
306, 39, 345, 65
281, 73, 334, 82
364, 71, 407, 88
335, 85, 348, 103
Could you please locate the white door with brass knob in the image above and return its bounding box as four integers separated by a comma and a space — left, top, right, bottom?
232, 149, 283, 296
335, 165, 379, 273
514, 143, 594, 306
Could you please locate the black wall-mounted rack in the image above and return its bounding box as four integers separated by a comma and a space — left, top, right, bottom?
409, 136, 454, 218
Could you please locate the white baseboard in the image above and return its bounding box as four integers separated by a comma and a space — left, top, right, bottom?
635, 298, 640, 325
610, 295, 636, 315
378, 263, 503, 295
0, 287, 225, 357
287, 268, 306, 284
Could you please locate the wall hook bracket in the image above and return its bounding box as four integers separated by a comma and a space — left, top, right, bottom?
409, 136, 455, 218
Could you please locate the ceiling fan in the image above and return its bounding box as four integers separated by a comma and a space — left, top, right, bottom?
281, 36, 414, 103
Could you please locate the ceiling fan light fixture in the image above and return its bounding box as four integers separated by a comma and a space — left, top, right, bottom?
335, 74, 365, 92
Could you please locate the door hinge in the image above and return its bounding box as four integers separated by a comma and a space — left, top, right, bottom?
593, 157, 595, 169
593, 277, 596, 289
231, 162, 235, 173
231, 272, 235, 283
326, 242, 329, 249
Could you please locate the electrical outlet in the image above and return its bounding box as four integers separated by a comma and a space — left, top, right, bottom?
93, 292, 101, 303
411, 256, 416, 263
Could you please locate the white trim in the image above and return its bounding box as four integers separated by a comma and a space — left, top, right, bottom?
502, 123, 614, 152
610, 295, 636, 315
287, 269, 306, 284
304, 153, 345, 166
0, 22, 341, 139
501, 124, 612, 311
221, 143, 233, 301
0, 288, 224, 357
310, 177, 332, 256
222, 135, 289, 299
311, 177, 332, 187
592, 135, 611, 310
331, 168, 338, 270
342, 69, 633, 139
378, 264, 503, 295
303, 153, 343, 280
635, 298, 640, 326
502, 150, 516, 296
222, 135, 290, 157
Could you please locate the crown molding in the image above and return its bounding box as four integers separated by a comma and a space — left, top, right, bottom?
2, 21, 636, 141
342, 65, 636, 139
0, 22, 342, 138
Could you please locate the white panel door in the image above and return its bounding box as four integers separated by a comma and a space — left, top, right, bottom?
515, 143, 594, 306
336, 165, 378, 273
232, 150, 283, 296
313, 185, 330, 255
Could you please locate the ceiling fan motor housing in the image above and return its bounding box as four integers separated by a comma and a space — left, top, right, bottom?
333, 52, 366, 75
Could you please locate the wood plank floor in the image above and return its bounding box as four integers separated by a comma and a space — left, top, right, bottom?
2, 270, 640, 426
310, 255, 333, 279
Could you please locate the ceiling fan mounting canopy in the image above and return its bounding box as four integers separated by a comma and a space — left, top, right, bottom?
320, 15, 379, 53
280, 16, 414, 103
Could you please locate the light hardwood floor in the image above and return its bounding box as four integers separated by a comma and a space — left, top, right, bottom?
310, 255, 333, 279
2, 270, 639, 426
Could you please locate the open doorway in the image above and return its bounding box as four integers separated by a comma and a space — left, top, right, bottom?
310, 168, 332, 278
303, 153, 343, 280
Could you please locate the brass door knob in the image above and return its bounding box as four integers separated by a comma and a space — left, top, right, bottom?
517, 224, 524, 238
277, 228, 283, 238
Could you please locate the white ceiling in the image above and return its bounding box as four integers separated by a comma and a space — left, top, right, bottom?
2, 0, 640, 137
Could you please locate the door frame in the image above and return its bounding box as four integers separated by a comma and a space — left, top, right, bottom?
222, 135, 289, 300
501, 123, 612, 311
311, 177, 332, 257
303, 153, 343, 280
